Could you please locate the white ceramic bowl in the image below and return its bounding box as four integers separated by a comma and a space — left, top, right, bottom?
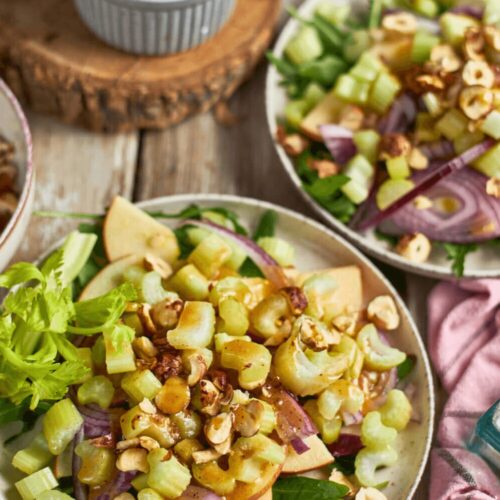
0, 78, 34, 271
266, 0, 500, 280
0, 194, 434, 499
73, 0, 236, 55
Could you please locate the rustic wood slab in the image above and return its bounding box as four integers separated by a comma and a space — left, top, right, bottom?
0, 0, 281, 132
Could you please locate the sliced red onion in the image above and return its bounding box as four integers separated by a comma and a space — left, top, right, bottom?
290, 437, 311, 455
328, 434, 363, 457
357, 139, 496, 231
94, 471, 137, 500
419, 140, 454, 161
378, 94, 417, 134
384, 168, 500, 242
450, 5, 483, 19
181, 219, 289, 289
78, 404, 112, 438
178, 486, 222, 500
320, 124, 357, 165
261, 383, 317, 444
72, 425, 86, 500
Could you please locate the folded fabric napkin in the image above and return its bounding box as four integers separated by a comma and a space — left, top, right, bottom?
428, 279, 500, 499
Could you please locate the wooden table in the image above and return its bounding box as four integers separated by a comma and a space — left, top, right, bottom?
14, 4, 444, 498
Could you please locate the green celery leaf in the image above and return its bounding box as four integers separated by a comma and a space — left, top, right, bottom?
0, 263, 45, 289
440, 242, 478, 278
272, 476, 349, 500
105, 323, 135, 351
316, 194, 356, 224
253, 210, 278, 240
397, 354, 416, 382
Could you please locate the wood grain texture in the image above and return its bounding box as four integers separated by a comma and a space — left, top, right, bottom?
15, 114, 138, 262
0, 0, 281, 132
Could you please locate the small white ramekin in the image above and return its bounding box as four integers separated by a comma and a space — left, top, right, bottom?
73, 0, 237, 56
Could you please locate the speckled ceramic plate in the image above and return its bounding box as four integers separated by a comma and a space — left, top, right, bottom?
0, 194, 434, 499
266, 0, 500, 280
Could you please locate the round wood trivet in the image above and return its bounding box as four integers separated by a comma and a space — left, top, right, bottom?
0, 0, 281, 132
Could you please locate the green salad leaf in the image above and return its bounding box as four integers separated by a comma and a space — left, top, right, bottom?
253, 210, 278, 240
272, 477, 349, 500
397, 354, 416, 382
328, 454, 357, 476
440, 242, 478, 278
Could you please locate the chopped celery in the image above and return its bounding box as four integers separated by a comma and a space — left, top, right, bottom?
12, 434, 53, 475
285, 99, 310, 129
413, 0, 439, 18
121, 369, 162, 403
147, 449, 191, 498
192, 461, 236, 495
170, 410, 202, 439
235, 434, 285, 464
350, 53, 386, 83
304, 399, 342, 444
422, 92, 442, 117
415, 113, 440, 142
169, 264, 209, 301
453, 130, 484, 154
187, 226, 210, 246
361, 411, 397, 449
344, 30, 371, 63
257, 237, 295, 267
140, 271, 173, 305
132, 473, 150, 491
315, 1, 350, 25
103, 328, 136, 374
303, 82, 326, 108
376, 178, 415, 211
472, 143, 500, 177
334, 75, 371, 105
15, 467, 58, 500
174, 438, 204, 465
440, 13, 479, 46
386, 156, 410, 180
215, 333, 252, 352
285, 26, 323, 65
43, 399, 83, 455
75, 347, 93, 384
353, 130, 381, 164
217, 297, 249, 336
257, 400, 277, 434
139, 489, 164, 500
77, 375, 114, 409
355, 446, 398, 487
368, 72, 401, 113
91, 335, 106, 368
38, 492, 73, 500
341, 154, 375, 204
357, 324, 406, 370
411, 31, 439, 63
436, 109, 468, 140
75, 440, 115, 486
379, 389, 412, 431
167, 301, 215, 349
299, 57, 347, 87
480, 111, 500, 140
188, 234, 232, 278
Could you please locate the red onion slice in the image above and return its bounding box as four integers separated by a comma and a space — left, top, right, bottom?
419, 140, 454, 161
450, 5, 483, 19
181, 219, 289, 289
320, 124, 357, 165
94, 471, 137, 500
72, 425, 86, 500
328, 434, 363, 457
378, 94, 417, 134
290, 437, 311, 455
357, 139, 496, 231
178, 486, 222, 500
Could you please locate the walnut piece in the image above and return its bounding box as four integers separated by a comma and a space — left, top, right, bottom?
309, 159, 340, 179
367, 295, 400, 331
379, 133, 412, 160
459, 86, 494, 120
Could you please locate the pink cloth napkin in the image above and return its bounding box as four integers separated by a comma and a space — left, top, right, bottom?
428, 279, 500, 499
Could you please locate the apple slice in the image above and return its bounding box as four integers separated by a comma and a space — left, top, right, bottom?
79, 254, 141, 301
227, 462, 283, 500
103, 196, 179, 264
300, 93, 343, 141
257, 490, 273, 500
282, 435, 334, 474
297, 265, 363, 317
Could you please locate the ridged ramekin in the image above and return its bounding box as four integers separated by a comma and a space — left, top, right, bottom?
73, 0, 236, 56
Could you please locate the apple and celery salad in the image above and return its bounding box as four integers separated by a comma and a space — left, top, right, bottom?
1, 197, 417, 500
269, 0, 500, 276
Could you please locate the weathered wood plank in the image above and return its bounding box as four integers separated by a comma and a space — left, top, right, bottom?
15, 113, 139, 262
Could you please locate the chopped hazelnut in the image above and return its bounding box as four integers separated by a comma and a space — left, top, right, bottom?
198, 379, 222, 416
280, 133, 309, 157
144, 253, 172, 279
459, 86, 494, 120
471, 220, 496, 237
151, 297, 183, 330
464, 27, 485, 61
355, 487, 388, 500
414, 195, 433, 210
137, 304, 158, 335
184, 351, 209, 386
329, 469, 357, 496
116, 448, 149, 473
367, 295, 400, 331
192, 449, 222, 464
280, 286, 308, 315
331, 312, 358, 336
138, 398, 157, 415
382, 12, 417, 35
309, 159, 340, 179
233, 400, 265, 437
338, 105, 365, 131
415, 74, 445, 92
132, 336, 158, 361
396, 233, 432, 263
430, 44, 461, 73
205, 412, 234, 445
379, 133, 412, 160
462, 60, 495, 88
298, 316, 340, 352
408, 147, 429, 170
486, 177, 500, 198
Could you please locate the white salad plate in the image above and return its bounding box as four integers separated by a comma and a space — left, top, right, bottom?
266, 0, 499, 280
1, 194, 434, 499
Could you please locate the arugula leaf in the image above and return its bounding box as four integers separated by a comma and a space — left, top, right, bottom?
104, 323, 135, 351
397, 354, 416, 382
304, 174, 350, 200
272, 477, 349, 500
174, 226, 196, 260
316, 194, 357, 224
253, 210, 278, 240
440, 242, 478, 278
238, 258, 265, 278
329, 454, 357, 476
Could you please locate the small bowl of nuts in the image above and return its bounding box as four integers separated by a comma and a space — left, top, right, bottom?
0, 78, 34, 270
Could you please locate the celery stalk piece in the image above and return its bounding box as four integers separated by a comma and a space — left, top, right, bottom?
103, 328, 136, 374
375, 178, 415, 211
285, 26, 323, 65
356, 324, 406, 370
334, 75, 371, 105
167, 301, 215, 349
75, 440, 115, 486
480, 110, 500, 140
341, 154, 375, 204
217, 297, 249, 336
91, 335, 106, 368
147, 449, 192, 498
361, 411, 397, 449
355, 446, 398, 487
188, 233, 232, 278
350, 53, 386, 83
413, 0, 439, 18
411, 31, 439, 63
379, 389, 412, 431
132, 473, 150, 491
257, 400, 277, 434
436, 109, 468, 140
386, 156, 410, 180
140, 271, 175, 305
415, 113, 441, 143
304, 399, 342, 444
440, 13, 479, 46
304, 83, 327, 108
453, 130, 484, 155
12, 434, 53, 475
343, 30, 371, 63
74, 347, 93, 384
472, 143, 500, 177
139, 489, 164, 500
77, 375, 115, 409
353, 130, 380, 164
422, 92, 442, 117
285, 99, 310, 129
215, 333, 252, 352
38, 492, 73, 500
257, 237, 295, 267
121, 369, 163, 403
315, 1, 350, 25
368, 72, 401, 113
43, 399, 83, 455
169, 264, 210, 301
15, 467, 59, 500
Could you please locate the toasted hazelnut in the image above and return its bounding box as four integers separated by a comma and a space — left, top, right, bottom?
198, 379, 221, 416
414, 195, 433, 210
213, 436, 233, 455
138, 436, 161, 451
192, 449, 222, 464
299, 316, 340, 352
152, 351, 183, 382
486, 177, 500, 198
233, 400, 265, 437
379, 133, 412, 160
459, 86, 494, 120
338, 104, 364, 131
331, 313, 358, 336
151, 297, 183, 330
355, 487, 388, 500
396, 233, 432, 263
116, 448, 149, 473
367, 295, 400, 331
408, 147, 429, 170
415, 74, 445, 91
90, 434, 115, 448
471, 220, 496, 237
138, 398, 157, 415
132, 336, 158, 361
280, 286, 308, 315
329, 470, 357, 495
280, 133, 310, 157
144, 253, 173, 279
185, 352, 209, 386
205, 412, 234, 445
484, 26, 500, 52
137, 304, 158, 335
0, 191, 18, 213
464, 27, 485, 61
309, 159, 340, 179
382, 12, 417, 35
430, 44, 462, 72
462, 60, 495, 88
